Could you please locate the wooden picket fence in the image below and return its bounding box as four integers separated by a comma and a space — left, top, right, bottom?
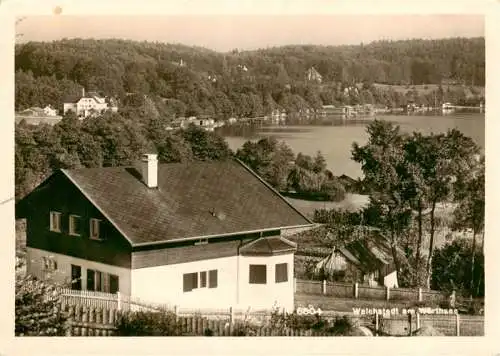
62, 303, 330, 336
57, 288, 484, 336
294, 278, 447, 304
58, 288, 174, 312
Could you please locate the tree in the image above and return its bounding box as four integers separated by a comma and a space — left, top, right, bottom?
431, 239, 484, 298
156, 133, 194, 163
423, 130, 480, 287
295, 152, 314, 171
181, 124, 233, 161
15, 259, 69, 336
352, 120, 413, 285
81, 113, 152, 167
451, 155, 484, 296
312, 151, 327, 174
402, 132, 432, 283
236, 137, 295, 191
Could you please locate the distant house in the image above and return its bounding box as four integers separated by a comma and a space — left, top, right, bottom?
173, 117, 217, 131
237, 64, 248, 72
16, 156, 313, 311
19, 107, 45, 117
195, 117, 215, 128
63, 88, 118, 118
271, 109, 287, 122
337, 174, 358, 192
16, 106, 62, 126
306, 67, 322, 83
314, 233, 403, 288
43, 105, 58, 117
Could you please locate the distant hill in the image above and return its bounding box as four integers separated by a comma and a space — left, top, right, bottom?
15, 37, 485, 119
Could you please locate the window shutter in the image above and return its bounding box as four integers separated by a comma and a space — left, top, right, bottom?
87, 269, 95, 291
109, 274, 119, 294
191, 273, 198, 289
249, 265, 267, 284
71, 265, 82, 290
183, 273, 193, 292
275, 263, 288, 283
208, 270, 218, 288
95, 271, 102, 292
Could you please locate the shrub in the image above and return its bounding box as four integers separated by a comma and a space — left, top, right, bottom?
15, 259, 69, 336
269, 308, 357, 336
114, 310, 181, 336
328, 316, 356, 335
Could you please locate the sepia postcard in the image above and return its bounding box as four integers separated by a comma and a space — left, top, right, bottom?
1, 0, 499, 355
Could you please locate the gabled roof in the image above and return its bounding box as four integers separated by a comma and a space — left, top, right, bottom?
21, 159, 312, 246
336, 233, 404, 273
239, 236, 297, 256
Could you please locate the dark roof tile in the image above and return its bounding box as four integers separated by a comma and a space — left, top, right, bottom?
239, 236, 297, 256
62, 159, 312, 246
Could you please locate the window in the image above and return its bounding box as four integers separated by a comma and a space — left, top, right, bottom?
275, 263, 288, 283
109, 274, 119, 294
87, 269, 119, 293
87, 269, 95, 291
200, 271, 207, 288
42, 257, 57, 271
249, 264, 267, 284
183, 272, 198, 292
69, 215, 81, 236
183, 270, 218, 292
208, 270, 218, 288
95, 271, 102, 291
49, 212, 61, 232
71, 265, 82, 290
90, 219, 101, 240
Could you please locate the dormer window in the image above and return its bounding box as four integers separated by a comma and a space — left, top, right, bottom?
69, 215, 81, 236
90, 218, 101, 240
49, 211, 61, 232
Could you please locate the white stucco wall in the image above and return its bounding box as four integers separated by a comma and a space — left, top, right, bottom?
26, 247, 131, 295
63, 103, 77, 114
238, 253, 295, 312
131, 256, 239, 309
131, 253, 295, 311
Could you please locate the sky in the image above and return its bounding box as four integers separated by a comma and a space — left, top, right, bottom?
16, 14, 484, 52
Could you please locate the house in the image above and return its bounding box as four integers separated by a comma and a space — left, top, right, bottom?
43, 105, 58, 117
63, 88, 118, 118
172, 117, 217, 131
237, 64, 248, 72
271, 109, 287, 122
314, 232, 403, 288
15, 156, 313, 311
19, 107, 45, 117
194, 117, 216, 129
306, 67, 322, 83
16, 106, 62, 126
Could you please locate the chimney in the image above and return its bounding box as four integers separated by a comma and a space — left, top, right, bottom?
82, 87, 85, 97
140, 154, 158, 188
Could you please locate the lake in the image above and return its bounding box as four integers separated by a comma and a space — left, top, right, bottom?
219, 113, 485, 179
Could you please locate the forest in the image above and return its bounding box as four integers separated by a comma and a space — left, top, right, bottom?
15, 37, 485, 122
